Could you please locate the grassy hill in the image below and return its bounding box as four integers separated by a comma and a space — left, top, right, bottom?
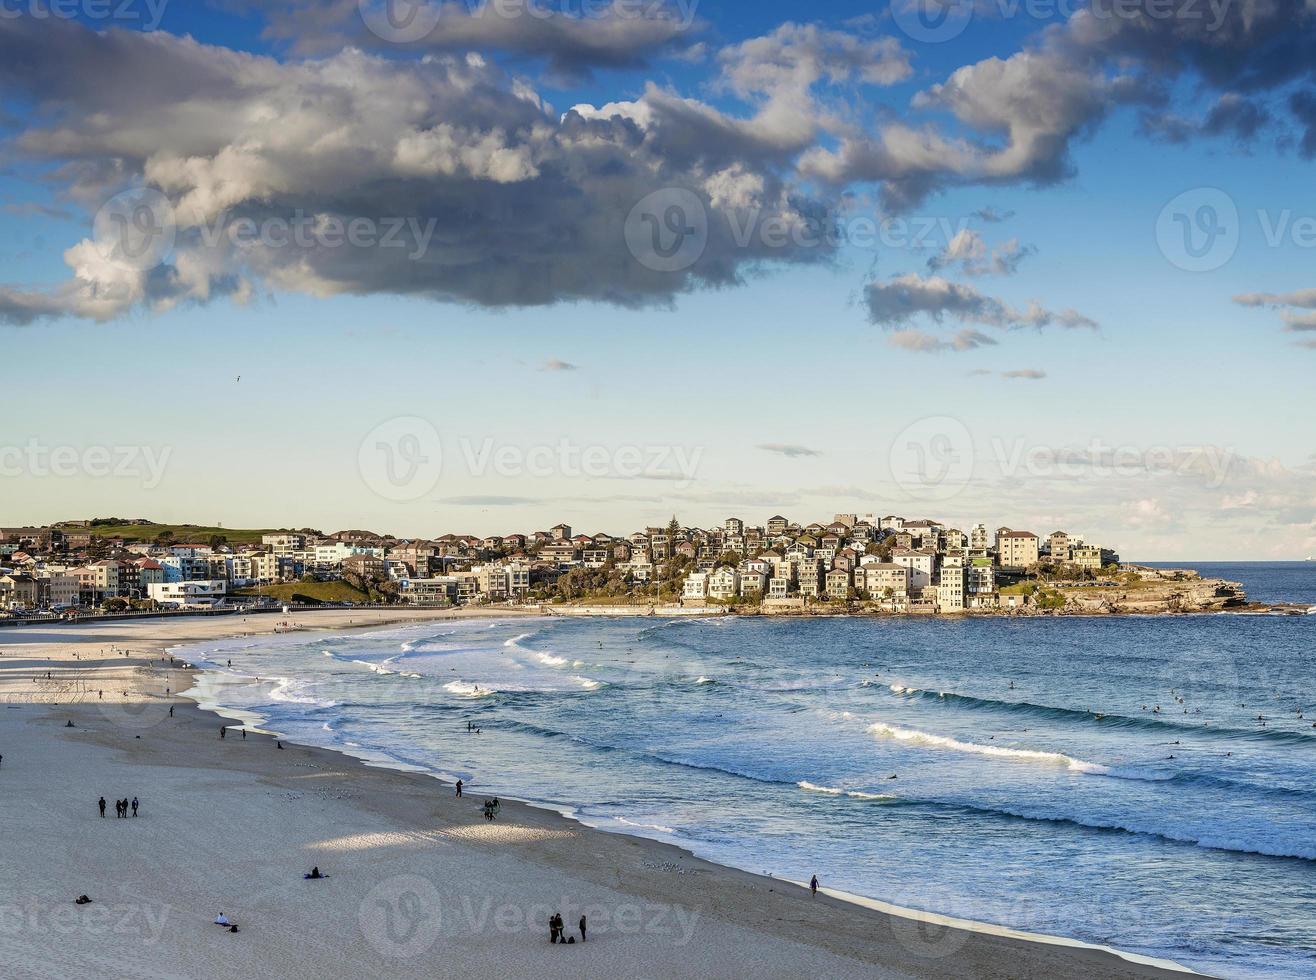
231, 581, 371, 604
58, 522, 281, 546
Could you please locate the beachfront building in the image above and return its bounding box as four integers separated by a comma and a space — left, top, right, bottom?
398, 577, 458, 605
890, 548, 935, 592
768, 576, 790, 598
0, 574, 39, 610
857, 562, 909, 599
798, 559, 824, 597
147, 580, 227, 608
996, 530, 1040, 568
968, 558, 995, 595
1047, 531, 1071, 562
708, 567, 740, 600
825, 569, 852, 599
739, 570, 766, 596
937, 556, 965, 611
682, 572, 709, 601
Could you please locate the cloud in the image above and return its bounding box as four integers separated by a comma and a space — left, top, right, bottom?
888, 328, 997, 353
757, 443, 823, 458
0, 17, 842, 325
541, 357, 579, 371
1141, 93, 1271, 145
1002, 368, 1047, 380
974, 206, 1014, 223
928, 229, 1034, 277
238, 0, 705, 79
864, 273, 1097, 333
1233, 288, 1316, 344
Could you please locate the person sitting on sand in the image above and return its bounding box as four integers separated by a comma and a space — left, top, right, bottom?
305, 867, 323, 879
75, 895, 92, 905
215, 913, 230, 926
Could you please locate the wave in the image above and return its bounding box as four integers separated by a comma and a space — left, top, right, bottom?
882, 683, 1316, 745
870, 723, 1114, 775
267, 676, 336, 708
798, 780, 896, 802
797, 784, 1316, 862
443, 681, 497, 698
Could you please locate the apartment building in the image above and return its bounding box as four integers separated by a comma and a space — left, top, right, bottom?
995, 530, 1040, 568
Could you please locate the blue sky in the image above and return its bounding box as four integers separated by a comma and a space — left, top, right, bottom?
1, 1, 1313, 557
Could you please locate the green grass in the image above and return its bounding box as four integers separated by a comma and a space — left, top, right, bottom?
59, 522, 280, 545
231, 581, 370, 604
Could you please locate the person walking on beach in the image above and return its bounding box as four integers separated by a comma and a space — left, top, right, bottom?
455, 779, 463, 798
131, 797, 139, 817
810, 874, 819, 897
220, 726, 225, 739
98, 796, 106, 818
579, 914, 587, 942
241, 729, 246, 740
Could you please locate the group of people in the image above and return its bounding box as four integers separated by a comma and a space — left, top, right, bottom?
98, 796, 138, 818
549, 913, 586, 944
482, 798, 501, 821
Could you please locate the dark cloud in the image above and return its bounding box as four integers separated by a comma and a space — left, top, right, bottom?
0, 17, 842, 325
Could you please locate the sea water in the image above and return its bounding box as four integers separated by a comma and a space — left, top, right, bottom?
181, 563, 1316, 978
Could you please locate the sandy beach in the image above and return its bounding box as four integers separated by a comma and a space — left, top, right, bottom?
0, 611, 1194, 979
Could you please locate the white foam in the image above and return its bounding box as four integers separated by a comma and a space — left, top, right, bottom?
443, 680, 496, 698
869, 723, 1110, 775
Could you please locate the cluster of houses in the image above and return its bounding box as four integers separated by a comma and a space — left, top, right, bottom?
677, 517, 1116, 613
0, 515, 1118, 613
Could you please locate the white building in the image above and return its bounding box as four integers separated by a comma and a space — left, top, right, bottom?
682, 572, 709, 600
148, 580, 227, 608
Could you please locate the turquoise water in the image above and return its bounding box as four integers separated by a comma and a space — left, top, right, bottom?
184, 564, 1316, 978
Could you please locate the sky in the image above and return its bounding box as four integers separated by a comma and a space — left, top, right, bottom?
0, 0, 1314, 558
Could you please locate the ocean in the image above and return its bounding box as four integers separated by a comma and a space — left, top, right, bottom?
182, 563, 1316, 978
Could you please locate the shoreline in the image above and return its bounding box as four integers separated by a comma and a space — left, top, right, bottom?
0, 610, 1200, 978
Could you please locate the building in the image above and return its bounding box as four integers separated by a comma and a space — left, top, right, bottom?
890, 549, 935, 591
682, 572, 709, 600
708, 566, 740, 600
766, 515, 789, 536
995, 530, 1040, 568
797, 558, 824, 597
148, 581, 227, 608
937, 555, 965, 611
738, 570, 767, 596
1071, 544, 1102, 570
968, 558, 995, 594
398, 577, 458, 605
825, 568, 851, 599
857, 562, 909, 598
1047, 531, 1071, 562
0, 574, 39, 610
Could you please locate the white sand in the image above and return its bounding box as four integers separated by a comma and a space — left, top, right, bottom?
0, 611, 1192, 978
